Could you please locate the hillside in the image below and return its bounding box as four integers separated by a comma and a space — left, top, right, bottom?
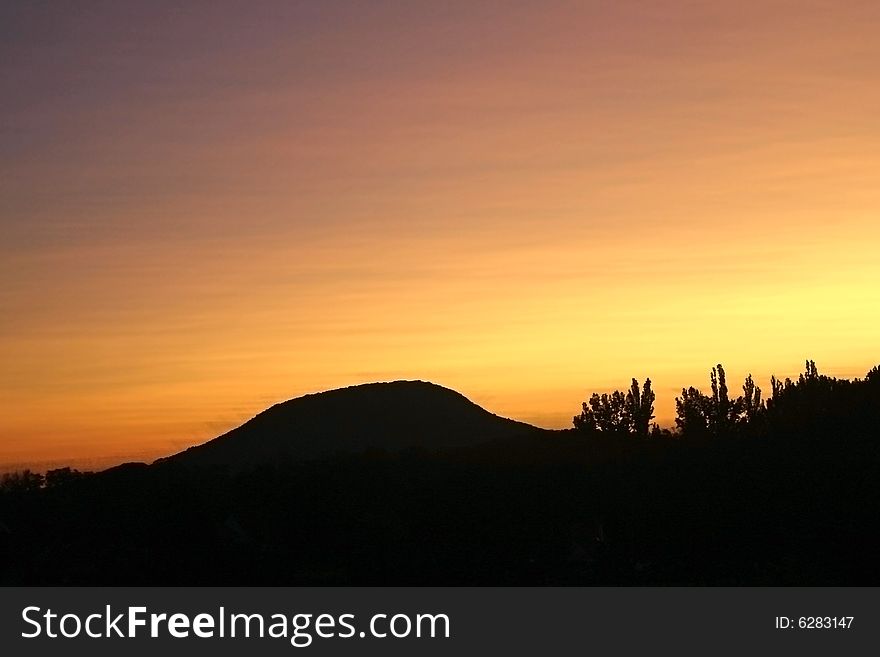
164, 380, 546, 468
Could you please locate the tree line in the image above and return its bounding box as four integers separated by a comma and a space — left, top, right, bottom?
574, 359, 880, 441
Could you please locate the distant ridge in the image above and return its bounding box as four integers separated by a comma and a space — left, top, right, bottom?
163, 380, 546, 468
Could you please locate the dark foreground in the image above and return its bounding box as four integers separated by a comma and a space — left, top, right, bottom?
1, 367, 879, 585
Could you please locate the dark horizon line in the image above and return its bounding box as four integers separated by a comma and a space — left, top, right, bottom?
5, 359, 878, 475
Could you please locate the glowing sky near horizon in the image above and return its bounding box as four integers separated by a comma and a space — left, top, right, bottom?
2, 1, 879, 469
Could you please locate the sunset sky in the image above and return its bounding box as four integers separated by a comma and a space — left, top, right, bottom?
2, 1, 879, 470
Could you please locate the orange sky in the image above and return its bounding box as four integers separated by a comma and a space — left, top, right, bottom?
2, 1, 879, 470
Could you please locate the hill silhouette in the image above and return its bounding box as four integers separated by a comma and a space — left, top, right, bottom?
164, 380, 546, 468
2, 362, 878, 586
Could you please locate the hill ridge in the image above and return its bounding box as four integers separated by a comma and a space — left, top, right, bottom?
164, 380, 545, 468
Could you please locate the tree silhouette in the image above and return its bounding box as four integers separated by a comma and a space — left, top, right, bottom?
44, 467, 83, 489
0, 469, 44, 493
626, 378, 655, 438
674, 386, 711, 437
675, 364, 765, 438
573, 390, 630, 433
741, 373, 762, 422
574, 378, 654, 437
709, 364, 734, 433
